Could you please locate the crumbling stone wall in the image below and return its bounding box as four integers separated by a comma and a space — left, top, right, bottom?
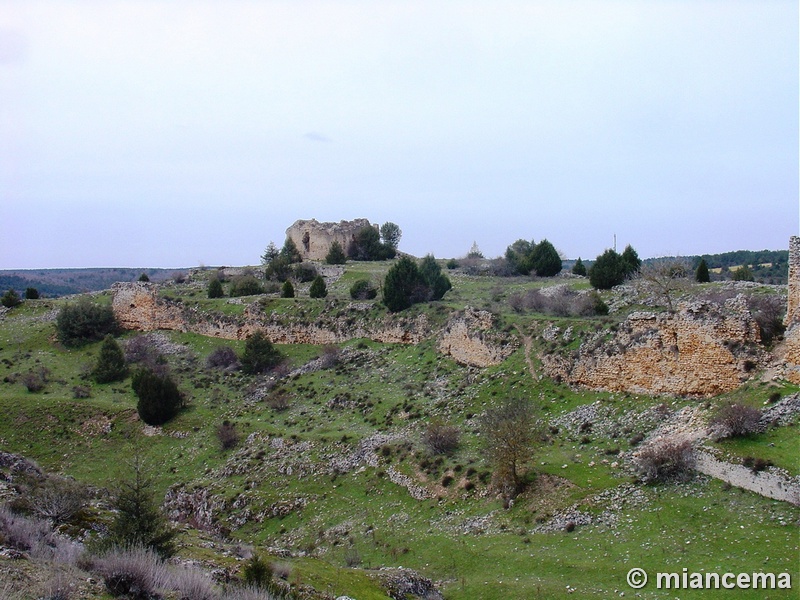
541, 296, 764, 397
285, 218, 376, 261
782, 236, 800, 383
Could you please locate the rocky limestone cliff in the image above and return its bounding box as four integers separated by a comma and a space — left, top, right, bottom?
541, 296, 764, 397
111, 283, 508, 367
111, 282, 186, 332
438, 307, 516, 367
285, 218, 376, 261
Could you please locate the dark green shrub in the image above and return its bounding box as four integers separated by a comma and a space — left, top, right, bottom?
229, 275, 263, 297
309, 275, 328, 298
695, 258, 710, 283
325, 241, 347, 265
446, 259, 459, 270
383, 256, 427, 312
132, 367, 183, 426
348, 226, 394, 260
350, 279, 377, 300
588, 249, 625, 290
264, 255, 292, 281
419, 255, 452, 300
572, 257, 587, 276
293, 263, 317, 282
530, 239, 562, 276
620, 244, 641, 277
1, 289, 22, 308
138, 273, 150, 282
92, 334, 128, 384
280, 237, 302, 263
590, 291, 609, 315
56, 297, 118, 347
24, 287, 40, 300
207, 278, 224, 299
242, 553, 274, 588
281, 280, 295, 298
240, 331, 282, 375
732, 265, 755, 281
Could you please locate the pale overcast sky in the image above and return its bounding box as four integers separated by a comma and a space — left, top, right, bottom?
1, 1, 797, 269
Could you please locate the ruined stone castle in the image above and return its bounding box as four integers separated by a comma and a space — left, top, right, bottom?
285, 218, 377, 261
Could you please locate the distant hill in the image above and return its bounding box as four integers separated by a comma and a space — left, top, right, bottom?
0, 267, 189, 297
569, 249, 788, 285
659, 250, 788, 285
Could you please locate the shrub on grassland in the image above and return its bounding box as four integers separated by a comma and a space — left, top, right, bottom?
93, 546, 169, 599
632, 435, 695, 482
710, 402, 762, 439
56, 297, 119, 347
132, 367, 183, 426
422, 421, 461, 455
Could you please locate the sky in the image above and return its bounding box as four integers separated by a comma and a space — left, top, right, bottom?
1, 1, 798, 269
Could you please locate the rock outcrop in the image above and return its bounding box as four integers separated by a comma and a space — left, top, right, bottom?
285, 218, 376, 261
438, 307, 516, 367
781, 236, 800, 383
111, 282, 186, 332
541, 296, 764, 397
111, 283, 510, 367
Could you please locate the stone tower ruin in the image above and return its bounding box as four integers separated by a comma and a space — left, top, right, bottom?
785, 236, 800, 327
285, 218, 377, 261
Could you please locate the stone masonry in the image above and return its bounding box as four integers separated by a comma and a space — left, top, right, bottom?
285, 218, 377, 261
782, 236, 800, 383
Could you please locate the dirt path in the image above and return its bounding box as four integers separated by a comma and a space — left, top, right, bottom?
514, 324, 537, 379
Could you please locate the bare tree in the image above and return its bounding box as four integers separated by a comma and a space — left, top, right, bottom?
635, 259, 692, 312
479, 397, 539, 500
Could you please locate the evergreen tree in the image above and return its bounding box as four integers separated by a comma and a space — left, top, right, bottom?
207, 277, 224, 298
505, 239, 535, 275
379, 222, 402, 251
419, 254, 452, 300
261, 241, 280, 265
132, 367, 183, 426
25, 287, 40, 300
240, 331, 282, 375
530, 239, 562, 277
309, 275, 328, 298
695, 258, 710, 283
325, 240, 347, 265
621, 244, 642, 277
383, 256, 427, 312
732, 265, 755, 281
280, 238, 302, 263
138, 273, 150, 282
589, 249, 625, 290
1, 289, 22, 308
106, 452, 175, 558
93, 334, 128, 384
348, 226, 387, 261
572, 257, 587, 276
281, 279, 295, 298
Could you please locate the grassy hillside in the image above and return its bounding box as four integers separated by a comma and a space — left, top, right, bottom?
0, 261, 797, 599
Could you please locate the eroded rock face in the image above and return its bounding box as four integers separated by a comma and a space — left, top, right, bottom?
437, 307, 516, 367
285, 218, 376, 261
111, 282, 186, 332
542, 296, 764, 397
